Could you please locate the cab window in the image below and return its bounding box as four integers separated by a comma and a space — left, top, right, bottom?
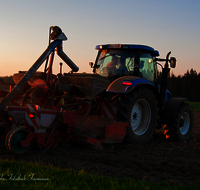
139, 53, 156, 83
95, 50, 134, 77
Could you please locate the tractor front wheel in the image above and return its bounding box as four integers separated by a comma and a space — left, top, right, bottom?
163, 102, 193, 141
117, 86, 158, 144
5, 127, 30, 154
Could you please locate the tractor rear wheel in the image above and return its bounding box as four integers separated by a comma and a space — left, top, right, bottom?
116, 86, 158, 144
163, 102, 193, 141
5, 127, 30, 154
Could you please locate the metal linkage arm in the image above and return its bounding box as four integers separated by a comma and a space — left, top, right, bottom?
57, 43, 79, 72
0, 40, 61, 111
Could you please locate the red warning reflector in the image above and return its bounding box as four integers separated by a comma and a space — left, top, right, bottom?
122, 81, 132, 86
29, 113, 34, 118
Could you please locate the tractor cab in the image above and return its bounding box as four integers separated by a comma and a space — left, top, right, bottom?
90, 44, 160, 84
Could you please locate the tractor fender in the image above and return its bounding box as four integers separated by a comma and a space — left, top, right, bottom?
160, 97, 188, 125
106, 76, 154, 93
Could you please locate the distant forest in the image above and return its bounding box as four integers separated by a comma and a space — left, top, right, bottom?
158, 69, 200, 102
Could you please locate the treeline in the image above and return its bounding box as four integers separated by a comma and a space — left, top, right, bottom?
158, 69, 200, 102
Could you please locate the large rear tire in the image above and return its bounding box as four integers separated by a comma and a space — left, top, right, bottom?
116, 86, 158, 144
163, 102, 193, 141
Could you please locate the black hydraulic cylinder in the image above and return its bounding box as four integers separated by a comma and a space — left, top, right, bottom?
57, 43, 79, 72
0, 40, 61, 112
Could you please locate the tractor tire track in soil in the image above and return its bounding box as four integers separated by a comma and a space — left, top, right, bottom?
0, 112, 200, 185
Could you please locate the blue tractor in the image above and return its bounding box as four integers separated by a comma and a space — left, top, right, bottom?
89, 44, 194, 144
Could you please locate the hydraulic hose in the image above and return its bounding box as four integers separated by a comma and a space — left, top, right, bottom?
57, 43, 79, 72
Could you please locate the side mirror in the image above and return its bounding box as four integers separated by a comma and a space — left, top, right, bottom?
170, 57, 176, 68
89, 62, 94, 68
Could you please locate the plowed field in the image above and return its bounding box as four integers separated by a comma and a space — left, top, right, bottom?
0, 112, 200, 185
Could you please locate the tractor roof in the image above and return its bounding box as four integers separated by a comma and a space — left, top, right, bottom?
95, 44, 159, 56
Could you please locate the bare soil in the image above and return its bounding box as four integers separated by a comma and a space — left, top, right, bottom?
1, 112, 200, 186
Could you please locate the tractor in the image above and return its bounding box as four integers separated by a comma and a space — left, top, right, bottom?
0, 26, 193, 154
89, 44, 193, 144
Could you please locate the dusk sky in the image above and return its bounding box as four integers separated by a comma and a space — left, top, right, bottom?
0, 0, 199, 76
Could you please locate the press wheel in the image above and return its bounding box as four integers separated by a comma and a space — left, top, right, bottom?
5, 127, 30, 154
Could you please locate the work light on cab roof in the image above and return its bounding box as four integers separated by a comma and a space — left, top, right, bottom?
95, 44, 160, 56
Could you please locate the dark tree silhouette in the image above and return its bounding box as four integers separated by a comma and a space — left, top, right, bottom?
158, 68, 200, 101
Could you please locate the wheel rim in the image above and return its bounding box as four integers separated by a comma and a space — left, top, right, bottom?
180, 112, 190, 135
130, 99, 151, 135
10, 129, 29, 154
